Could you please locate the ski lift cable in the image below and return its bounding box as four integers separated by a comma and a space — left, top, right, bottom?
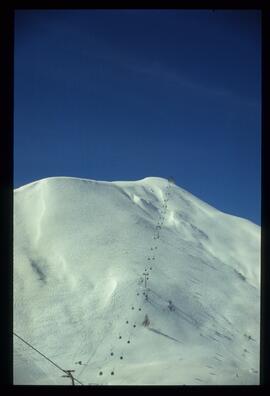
77, 276, 138, 377
13, 332, 85, 386
91, 181, 172, 378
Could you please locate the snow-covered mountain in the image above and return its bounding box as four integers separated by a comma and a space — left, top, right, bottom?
13, 177, 260, 385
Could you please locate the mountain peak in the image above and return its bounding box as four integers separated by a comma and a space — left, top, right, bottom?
14, 176, 260, 385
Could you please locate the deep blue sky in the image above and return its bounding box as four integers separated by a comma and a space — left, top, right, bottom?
14, 9, 261, 224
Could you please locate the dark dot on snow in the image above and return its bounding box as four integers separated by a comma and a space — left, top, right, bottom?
110, 352, 114, 356
132, 307, 134, 310
137, 293, 139, 296
127, 340, 130, 344
99, 372, 103, 376
119, 336, 122, 339
133, 325, 136, 328
139, 308, 142, 311
111, 372, 114, 375
126, 321, 129, 324
150, 267, 152, 270
120, 356, 123, 360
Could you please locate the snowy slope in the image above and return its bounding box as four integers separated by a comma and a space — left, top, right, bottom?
13, 177, 260, 385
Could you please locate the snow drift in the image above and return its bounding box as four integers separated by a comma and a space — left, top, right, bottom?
13, 176, 260, 385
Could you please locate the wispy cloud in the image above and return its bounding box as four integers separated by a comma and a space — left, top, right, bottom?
125, 59, 258, 108
91, 47, 259, 109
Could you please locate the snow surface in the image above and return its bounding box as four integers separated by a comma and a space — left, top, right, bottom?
13, 176, 260, 385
